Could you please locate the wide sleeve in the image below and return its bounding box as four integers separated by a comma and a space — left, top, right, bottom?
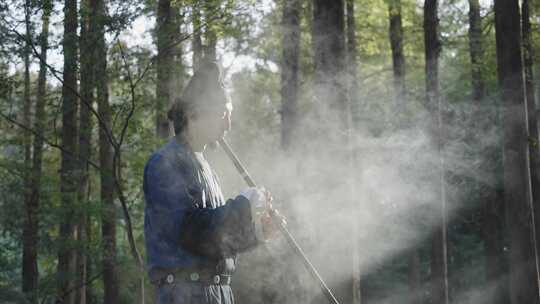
180, 195, 260, 258
144, 153, 259, 260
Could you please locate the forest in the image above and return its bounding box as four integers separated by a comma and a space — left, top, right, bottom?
1, 0, 540, 303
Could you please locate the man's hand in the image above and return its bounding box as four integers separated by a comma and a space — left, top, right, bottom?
239, 187, 286, 241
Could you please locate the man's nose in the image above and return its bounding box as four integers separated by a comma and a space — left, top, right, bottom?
225, 112, 231, 132
222, 111, 231, 133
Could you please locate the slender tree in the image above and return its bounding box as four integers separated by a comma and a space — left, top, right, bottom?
522, 0, 540, 258
57, 0, 79, 302
156, 0, 174, 138
312, 0, 353, 302
494, 0, 540, 302
387, 2, 419, 300
388, 0, 406, 116
280, 0, 300, 150
192, 1, 203, 70
312, 0, 348, 123
172, 3, 185, 100
75, 0, 96, 302
345, 1, 362, 303
468, 1, 508, 303
346, 0, 360, 126
22, 1, 40, 303
203, 0, 218, 61
95, 0, 118, 302
424, 0, 448, 303
21, 0, 36, 301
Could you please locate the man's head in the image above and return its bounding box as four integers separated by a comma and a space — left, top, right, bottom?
168, 61, 232, 145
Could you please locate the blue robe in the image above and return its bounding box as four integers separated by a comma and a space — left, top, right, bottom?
143, 138, 259, 303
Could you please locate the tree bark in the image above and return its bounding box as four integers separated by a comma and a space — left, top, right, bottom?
172, 3, 185, 100
468, 0, 484, 104
388, 0, 406, 117
22, 1, 38, 303
346, 0, 360, 127
312, 0, 351, 303
156, 0, 174, 138
57, 0, 79, 303
192, 2, 203, 71
22, 0, 37, 302
280, 0, 300, 150
345, 1, 362, 303
423, 0, 448, 303
522, 0, 540, 261
468, 0, 509, 302
75, 0, 96, 302
95, 0, 118, 302
203, 0, 218, 62
57, 0, 79, 302
312, 0, 348, 128
494, 0, 540, 302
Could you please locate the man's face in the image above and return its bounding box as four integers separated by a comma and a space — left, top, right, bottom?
193, 86, 233, 144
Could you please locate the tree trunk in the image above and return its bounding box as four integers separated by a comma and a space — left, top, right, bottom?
312, 0, 348, 127
75, 0, 95, 302
172, 3, 185, 101
312, 0, 351, 303
468, 0, 484, 105
95, 0, 118, 302
388, 0, 406, 118
24, 0, 52, 301
468, 0, 510, 302
156, 0, 174, 138
346, 0, 360, 127
22, 0, 37, 302
57, 0, 79, 303
494, 0, 540, 302
345, 1, 361, 303
522, 0, 540, 260
203, 0, 218, 62
192, 2, 203, 71
280, 0, 300, 150
423, 0, 448, 303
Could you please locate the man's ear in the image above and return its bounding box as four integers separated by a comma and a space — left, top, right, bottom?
196, 61, 221, 86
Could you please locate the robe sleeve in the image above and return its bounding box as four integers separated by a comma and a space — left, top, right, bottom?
144, 153, 259, 260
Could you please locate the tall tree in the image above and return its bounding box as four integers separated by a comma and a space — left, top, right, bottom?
387, 2, 419, 300
203, 0, 218, 61
21, 0, 36, 301
312, 0, 348, 124
95, 0, 118, 302
346, 0, 360, 126
345, 2, 362, 303
22, 0, 36, 303
156, 0, 174, 138
312, 0, 353, 302
468, 0, 484, 105
192, 1, 203, 70
468, 1, 508, 303
280, 0, 300, 150
522, 0, 540, 258
172, 3, 185, 100
494, 0, 540, 302
75, 0, 96, 302
387, 0, 406, 117
424, 0, 448, 303
57, 0, 79, 302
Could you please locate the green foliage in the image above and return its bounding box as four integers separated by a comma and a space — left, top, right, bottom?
0, 0, 539, 302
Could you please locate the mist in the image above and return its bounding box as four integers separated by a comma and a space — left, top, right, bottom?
196, 60, 504, 303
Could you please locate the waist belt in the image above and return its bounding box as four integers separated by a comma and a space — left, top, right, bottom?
150, 268, 232, 286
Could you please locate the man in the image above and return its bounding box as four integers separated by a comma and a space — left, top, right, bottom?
143, 61, 276, 304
